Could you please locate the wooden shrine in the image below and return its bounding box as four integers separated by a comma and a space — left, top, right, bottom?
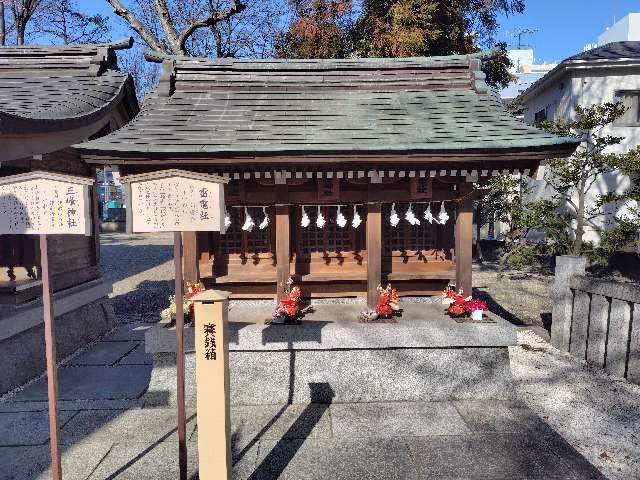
76, 53, 579, 306
0, 39, 138, 303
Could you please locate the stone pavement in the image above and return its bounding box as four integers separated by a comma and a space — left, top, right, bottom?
0, 321, 609, 480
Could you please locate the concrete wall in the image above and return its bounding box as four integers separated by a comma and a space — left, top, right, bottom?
551, 256, 640, 385
0, 279, 116, 394
521, 67, 640, 244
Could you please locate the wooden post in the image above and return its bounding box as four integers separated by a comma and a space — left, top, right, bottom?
182, 231, 199, 283
192, 290, 232, 480
366, 203, 382, 309
455, 192, 473, 295
275, 205, 290, 302
174, 232, 187, 480
40, 234, 62, 480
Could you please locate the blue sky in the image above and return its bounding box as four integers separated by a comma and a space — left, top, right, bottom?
496, 0, 639, 63
86, 0, 639, 63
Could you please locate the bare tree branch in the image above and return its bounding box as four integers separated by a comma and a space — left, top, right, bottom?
176, 0, 245, 54
107, 0, 166, 52
153, 0, 178, 50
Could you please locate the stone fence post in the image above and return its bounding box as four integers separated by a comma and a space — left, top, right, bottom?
551, 255, 586, 351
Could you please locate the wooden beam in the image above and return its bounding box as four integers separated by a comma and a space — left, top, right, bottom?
455, 187, 473, 296
366, 203, 382, 309
275, 205, 290, 302
182, 231, 199, 283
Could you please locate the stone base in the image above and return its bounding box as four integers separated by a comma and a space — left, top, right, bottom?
145, 347, 514, 408
0, 281, 116, 393
144, 303, 517, 407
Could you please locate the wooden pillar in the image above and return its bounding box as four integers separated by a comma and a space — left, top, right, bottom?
275, 205, 290, 301
182, 231, 199, 283
366, 203, 382, 309
455, 191, 473, 295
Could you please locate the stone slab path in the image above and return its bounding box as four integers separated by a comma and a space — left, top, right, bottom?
0, 322, 607, 480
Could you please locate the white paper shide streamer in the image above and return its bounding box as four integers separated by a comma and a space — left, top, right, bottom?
300, 206, 311, 228
389, 203, 400, 227
351, 205, 362, 229
221, 208, 232, 234
241, 206, 255, 232
336, 205, 347, 228
258, 206, 269, 230
316, 205, 326, 228
404, 203, 420, 226
424, 203, 434, 224
437, 201, 449, 225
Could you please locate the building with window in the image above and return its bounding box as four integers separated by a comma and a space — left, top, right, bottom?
515, 41, 640, 244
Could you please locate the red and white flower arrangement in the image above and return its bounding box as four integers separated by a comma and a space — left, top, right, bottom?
359, 283, 401, 322
160, 281, 205, 323
272, 277, 302, 324
442, 287, 487, 320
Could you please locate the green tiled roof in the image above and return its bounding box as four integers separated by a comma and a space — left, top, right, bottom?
75, 53, 578, 158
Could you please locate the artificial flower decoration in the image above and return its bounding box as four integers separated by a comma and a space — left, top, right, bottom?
258, 206, 269, 230
405, 203, 420, 226
437, 201, 449, 225
389, 203, 400, 227
316, 205, 326, 228
160, 281, 205, 323
300, 206, 311, 228
336, 205, 347, 228
424, 203, 434, 224
464, 299, 488, 314
272, 277, 303, 323
351, 205, 362, 229
376, 283, 401, 317
241, 207, 255, 232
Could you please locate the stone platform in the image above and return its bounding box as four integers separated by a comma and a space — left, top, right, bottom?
144, 302, 518, 407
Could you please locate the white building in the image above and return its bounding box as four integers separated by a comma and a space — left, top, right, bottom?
515, 41, 640, 244
500, 49, 556, 103
598, 13, 640, 46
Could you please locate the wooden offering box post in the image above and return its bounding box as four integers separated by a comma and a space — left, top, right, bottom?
191, 290, 232, 480
121, 169, 227, 480
0, 171, 94, 480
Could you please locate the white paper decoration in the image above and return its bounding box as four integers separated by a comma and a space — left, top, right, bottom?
336, 205, 347, 228
351, 205, 362, 229
300, 206, 311, 228
405, 203, 421, 226
241, 207, 255, 232
258, 206, 269, 230
316, 205, 326, 228
389, 203, 400, 227
220, 208, 232, 234
438, 201, 449, 225
423, 203, 434, 224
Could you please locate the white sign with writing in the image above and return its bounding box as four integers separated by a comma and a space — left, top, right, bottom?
0, 172, 92, 236
124, 170, 226, 233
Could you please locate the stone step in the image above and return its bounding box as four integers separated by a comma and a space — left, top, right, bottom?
144, 303, 517, 407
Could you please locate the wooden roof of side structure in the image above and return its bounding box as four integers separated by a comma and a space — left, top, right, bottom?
74, 50, 579, 165
0, 38, 139, 161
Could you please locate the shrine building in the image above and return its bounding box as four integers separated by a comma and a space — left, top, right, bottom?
75, 51, 579, 307
0, 40, 138, 392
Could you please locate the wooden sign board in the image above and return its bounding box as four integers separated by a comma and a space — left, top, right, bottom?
192, 290, 232, 480
0, 171, 93, 236
121, 169, 227, 233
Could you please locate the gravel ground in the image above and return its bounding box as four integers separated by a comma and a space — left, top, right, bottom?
100, 233, 639, 478
512, 330, 640, 480
100, 232, 174, 321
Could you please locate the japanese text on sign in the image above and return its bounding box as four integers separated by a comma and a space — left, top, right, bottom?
0, 179, 91, 235
203, 322, 217, 361
129, 177, 224, 233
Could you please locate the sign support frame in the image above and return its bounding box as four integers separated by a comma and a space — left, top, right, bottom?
174, 231, 188, 480
40, 233, 63, 480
